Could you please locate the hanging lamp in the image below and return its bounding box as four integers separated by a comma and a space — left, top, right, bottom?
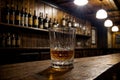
96, 0, 108, 19
104, 19, 113, 27
111, 26, 119, 32
74, 0, 88, 6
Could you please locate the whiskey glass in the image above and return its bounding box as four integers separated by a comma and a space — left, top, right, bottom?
49, 27, 76, 69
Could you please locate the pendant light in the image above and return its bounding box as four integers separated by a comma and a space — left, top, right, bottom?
74, 0, 88, 6
96, 0, 108, 19
104, 19, 113, 27
111, 26, 119, 32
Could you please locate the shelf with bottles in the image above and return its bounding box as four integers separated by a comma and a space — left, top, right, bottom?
0, 22, 48, 32
0, 22, 91, 38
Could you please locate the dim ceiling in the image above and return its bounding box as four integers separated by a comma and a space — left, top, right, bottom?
42, 0, 120, 26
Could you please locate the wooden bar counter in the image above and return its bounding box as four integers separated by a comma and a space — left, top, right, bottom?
0, 53, 120, 80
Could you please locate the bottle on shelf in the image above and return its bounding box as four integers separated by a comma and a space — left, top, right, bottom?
56, 19, 59, 27
72, 18, 76, 28
1, 2, 10, 24
28, 8, 33, 27
5, 33, 11, 47
38, 12, 44, 29
11, 33, 16, 47
68, 17, 72, 28
9, 3, 15, 24
65, 15, 69, 27
43, 13, 49, 29
61, 15, 66, 27
15, 5, 21, 25
15, 34, 21, 47
24, 8, 28, 27
48, 18, 53, 28
33, 10, 38, 28
52, 18, 57, 28
20, 7, 25, 26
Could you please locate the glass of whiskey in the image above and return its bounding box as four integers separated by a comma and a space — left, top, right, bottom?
49, 27, 76, 69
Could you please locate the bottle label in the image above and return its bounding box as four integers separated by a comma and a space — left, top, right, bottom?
24, 17, 28, 26
10, 14, 15, 22
16, 15, 20, 21
34, 19, 38, 26
21, 16, 24, 26
53, 24, 57, 28
7, 38, 11, 46
45, 23, 48, 28
6, 13, 9, 21
68, 23, 72, 27
16, 36, 21, 47
40, 24, 43, 29
28, 17, 33, 26
62, 20, 66, 26
12, 39, 16, 46
17, 39, 21, 46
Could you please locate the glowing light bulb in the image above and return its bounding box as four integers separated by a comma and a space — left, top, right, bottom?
74, 0, 88, 6
111, 26, 119, 32
104, 19, 113, 27
96, 9, 108, 19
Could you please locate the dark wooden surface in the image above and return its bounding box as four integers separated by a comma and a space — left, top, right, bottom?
0, 48, 120, 65
0, 53, 120, 80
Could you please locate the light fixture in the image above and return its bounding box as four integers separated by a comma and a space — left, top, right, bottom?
74, 0, 88, 6
96, 0, 108, 19
104, 19, 113, 27
111, 26, 119, 32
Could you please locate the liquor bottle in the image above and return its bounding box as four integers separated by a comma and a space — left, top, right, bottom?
28, 8, 33, 27
61, 15, 66, 27
48, 18, 53, 28
15, 5, 20, 25
72, 18, 76, 28
65, 16, 69, 27
33, 10, 38, 28
11, 33, 16, 47
24, 8, 28, 26
20, 7, 25, 26
56, 19, 59, 27
15, 34, 21, 47
1, 3, 10, 23
5, 33, 11, 47
68, 17, 72, 27
9, 3, 15, 24
43, 13, 49, 29
52, 18, 57, 28
38, 12, 43, 29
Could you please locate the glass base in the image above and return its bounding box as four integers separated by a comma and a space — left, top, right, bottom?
51, 61, 74, 69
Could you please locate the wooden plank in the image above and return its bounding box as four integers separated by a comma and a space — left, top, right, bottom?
0, 53, 120, 80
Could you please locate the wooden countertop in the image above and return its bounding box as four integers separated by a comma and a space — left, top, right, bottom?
0, 53, 120, 80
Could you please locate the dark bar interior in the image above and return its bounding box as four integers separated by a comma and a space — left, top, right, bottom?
0, 0, 120, 80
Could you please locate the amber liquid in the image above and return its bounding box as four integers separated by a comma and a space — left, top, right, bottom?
51, 49, 74, 61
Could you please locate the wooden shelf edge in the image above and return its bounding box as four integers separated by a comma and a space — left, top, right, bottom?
0, 22, 48, 32
0, 22, 91, 37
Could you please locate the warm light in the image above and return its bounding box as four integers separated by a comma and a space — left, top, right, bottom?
96, 9, 108, 19
74, 0, 88, 6
111, 26, 119, 32
104, 19, 113, 27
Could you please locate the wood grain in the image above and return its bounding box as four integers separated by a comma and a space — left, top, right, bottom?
0, 53, 120, 80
